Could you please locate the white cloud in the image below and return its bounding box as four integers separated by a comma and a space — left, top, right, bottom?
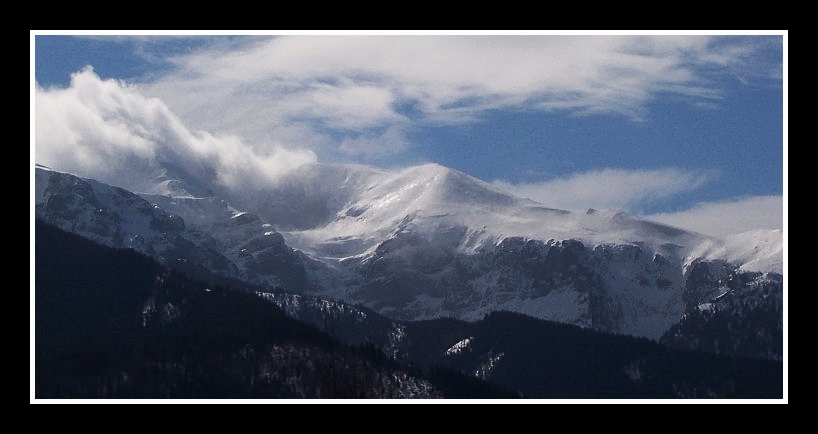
492, 168, 715, 212
35, 67, 316, 195
645, 195, 783, 237
136, 34, 781, 158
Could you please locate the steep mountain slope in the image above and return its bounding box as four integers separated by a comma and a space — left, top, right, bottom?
269, 163, 712, 261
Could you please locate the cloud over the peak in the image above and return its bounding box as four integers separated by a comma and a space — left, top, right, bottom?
492, 168, 716, 213
645, 195, 783, 237
35, 67, 316, 195
137, 34, 781, 159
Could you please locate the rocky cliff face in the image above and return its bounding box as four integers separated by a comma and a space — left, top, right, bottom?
336, 232, 772, 341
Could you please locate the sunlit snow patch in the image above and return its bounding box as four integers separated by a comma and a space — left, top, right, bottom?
445, 337, 474, 356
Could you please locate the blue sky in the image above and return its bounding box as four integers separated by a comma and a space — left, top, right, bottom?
31, 31, 786, 237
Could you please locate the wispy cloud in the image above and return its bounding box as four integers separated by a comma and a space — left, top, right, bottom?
491, 169, 783, 237
645, 195, 783, 237
135, 34, 781, 159
492, 168, 716, 212
34, 67, 317, 195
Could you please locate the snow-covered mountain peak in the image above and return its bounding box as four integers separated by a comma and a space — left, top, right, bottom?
337, 163, 521, 224
396, 163, 522, 209
274, 162, 718, 265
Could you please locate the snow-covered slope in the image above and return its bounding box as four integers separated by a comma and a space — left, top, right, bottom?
270, 163, 714, 262
33, 162, 782, 342
35, 166, 307, 290
35, 166, 234, 276
690, 229, 783, 274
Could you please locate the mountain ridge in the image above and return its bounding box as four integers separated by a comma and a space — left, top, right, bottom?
33, 163, 783, 342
